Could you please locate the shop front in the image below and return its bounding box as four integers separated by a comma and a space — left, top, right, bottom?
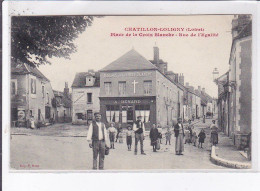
100, 96, 156, 129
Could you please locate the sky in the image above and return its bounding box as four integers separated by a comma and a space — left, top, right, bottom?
39, 15, 234, 97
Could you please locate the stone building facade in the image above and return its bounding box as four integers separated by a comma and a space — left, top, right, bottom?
99, 47, 184, 129
71, 70, 100, 125
53, 82, 72, 123
11, 62, 56, 127
216, 15, 252, 150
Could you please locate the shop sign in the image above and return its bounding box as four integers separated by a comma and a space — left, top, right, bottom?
103, 72, 152, 78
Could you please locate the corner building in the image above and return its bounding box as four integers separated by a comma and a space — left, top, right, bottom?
99, 48, 183, 129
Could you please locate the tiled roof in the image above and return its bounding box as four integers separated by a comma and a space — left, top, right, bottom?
71, 72, 100, 88
100, 49, 157, 72
11, 62, 49, 81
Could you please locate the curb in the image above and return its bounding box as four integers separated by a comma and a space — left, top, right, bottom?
210, 146, 251, 169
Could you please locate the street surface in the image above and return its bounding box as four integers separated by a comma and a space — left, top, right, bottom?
10, 119, 225, 170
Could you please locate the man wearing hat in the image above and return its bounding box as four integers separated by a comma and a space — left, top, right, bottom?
87, 112, 108, 170
174, 117, 185, 155
133, 115, 146, 155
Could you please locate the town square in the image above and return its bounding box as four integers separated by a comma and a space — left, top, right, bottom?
10, 15, 252, 170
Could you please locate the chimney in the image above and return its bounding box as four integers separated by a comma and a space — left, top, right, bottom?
198, 86, 201, 92
64, 82, 69, 96
186, 82, 189, 87
179, 73, 184, 85
153, 46, 159, 65
88, 69, 94, 74
202, 88, 205, 94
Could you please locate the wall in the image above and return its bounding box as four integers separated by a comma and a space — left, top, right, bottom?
155, 70, 181, 127
238, 37, 252, 134
100, 70, 156, 98
72, 87, 100, 123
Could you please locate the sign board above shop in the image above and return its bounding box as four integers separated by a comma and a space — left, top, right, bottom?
103, 71, 153, 78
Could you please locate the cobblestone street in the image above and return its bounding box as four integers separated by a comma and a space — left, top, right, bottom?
10, 119, 225, 170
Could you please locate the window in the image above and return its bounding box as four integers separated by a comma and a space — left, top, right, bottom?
104, 82, 112, 95
46, 92, 50, 104
135, 105, 150, 123
31, 78, 36, 94
42, 86, 45, 98
144, 80, 152, 95
87, 110, 93, 120
87, 93, 92, 103
118, 81, 126, 95
122, 106, 127, 123
76, 113, 84, 120
11, 80, 17, 95
106, 105, 119, 123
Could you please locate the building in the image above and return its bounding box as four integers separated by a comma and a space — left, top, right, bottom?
185, 83, 202, 120
53, 82, 72, 123
99, 47, 184, 129
11, 62, 56, 127
216, 15, 252, 150
71, 70, 100, 125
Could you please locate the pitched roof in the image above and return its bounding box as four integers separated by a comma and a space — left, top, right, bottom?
100, 49, 157, 72
71, 72, 100, 88
11, 62, 49, 81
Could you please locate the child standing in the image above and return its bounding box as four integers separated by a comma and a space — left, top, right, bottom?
198, 129, 206, 148
184, 127, 191, 144
191, 130, 198, 146
107, 122, 117, 149
126, 125, 133, 151
165, 126, 172, 145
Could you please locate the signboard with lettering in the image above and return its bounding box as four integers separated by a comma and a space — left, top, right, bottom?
103, 72, 152, 78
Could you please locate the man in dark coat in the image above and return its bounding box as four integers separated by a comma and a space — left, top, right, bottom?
149, 124, 159, 152
174, 117, 185, 155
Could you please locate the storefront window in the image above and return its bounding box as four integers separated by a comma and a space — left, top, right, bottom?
135, 105, 150, 123
106, 105, 120, 123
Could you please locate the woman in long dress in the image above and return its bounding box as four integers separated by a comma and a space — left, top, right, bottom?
210, 120, 218, 146
174, 118, 185, 155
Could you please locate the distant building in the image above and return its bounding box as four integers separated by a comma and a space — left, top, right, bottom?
71, 70, 100, 125
53, 82, 72, 123
11, 62, 56, 127
185, 83, 201, 120
99, 47, 184, 129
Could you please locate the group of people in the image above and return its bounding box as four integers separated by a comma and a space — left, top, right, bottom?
87, 112, 219, 170
184, 120, 207, 148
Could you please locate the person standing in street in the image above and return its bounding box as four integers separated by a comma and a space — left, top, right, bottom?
149, 124, 159, 152
157, 124, 163, 144
133, 115, 146, 155
210, 120, 218, 146
174, 117, 185, 155
165, 126, 172, 145
107, 122, 117, 149
115, 123, 122, 142
198, 129, 206, 148
126, 125, 133, 151
87, 112, 108, 170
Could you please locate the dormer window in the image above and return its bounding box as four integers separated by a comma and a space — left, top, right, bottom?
86, 75, 95, 86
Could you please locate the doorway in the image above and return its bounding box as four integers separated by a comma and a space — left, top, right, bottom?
127, 106, 134, 124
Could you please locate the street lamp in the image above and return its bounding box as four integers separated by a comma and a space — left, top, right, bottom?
212, 68, 219, 82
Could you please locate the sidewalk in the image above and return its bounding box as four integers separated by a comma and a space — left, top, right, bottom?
210, 132, 251, 169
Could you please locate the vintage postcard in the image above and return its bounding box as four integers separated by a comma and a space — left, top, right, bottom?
7, 14, 254, 171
